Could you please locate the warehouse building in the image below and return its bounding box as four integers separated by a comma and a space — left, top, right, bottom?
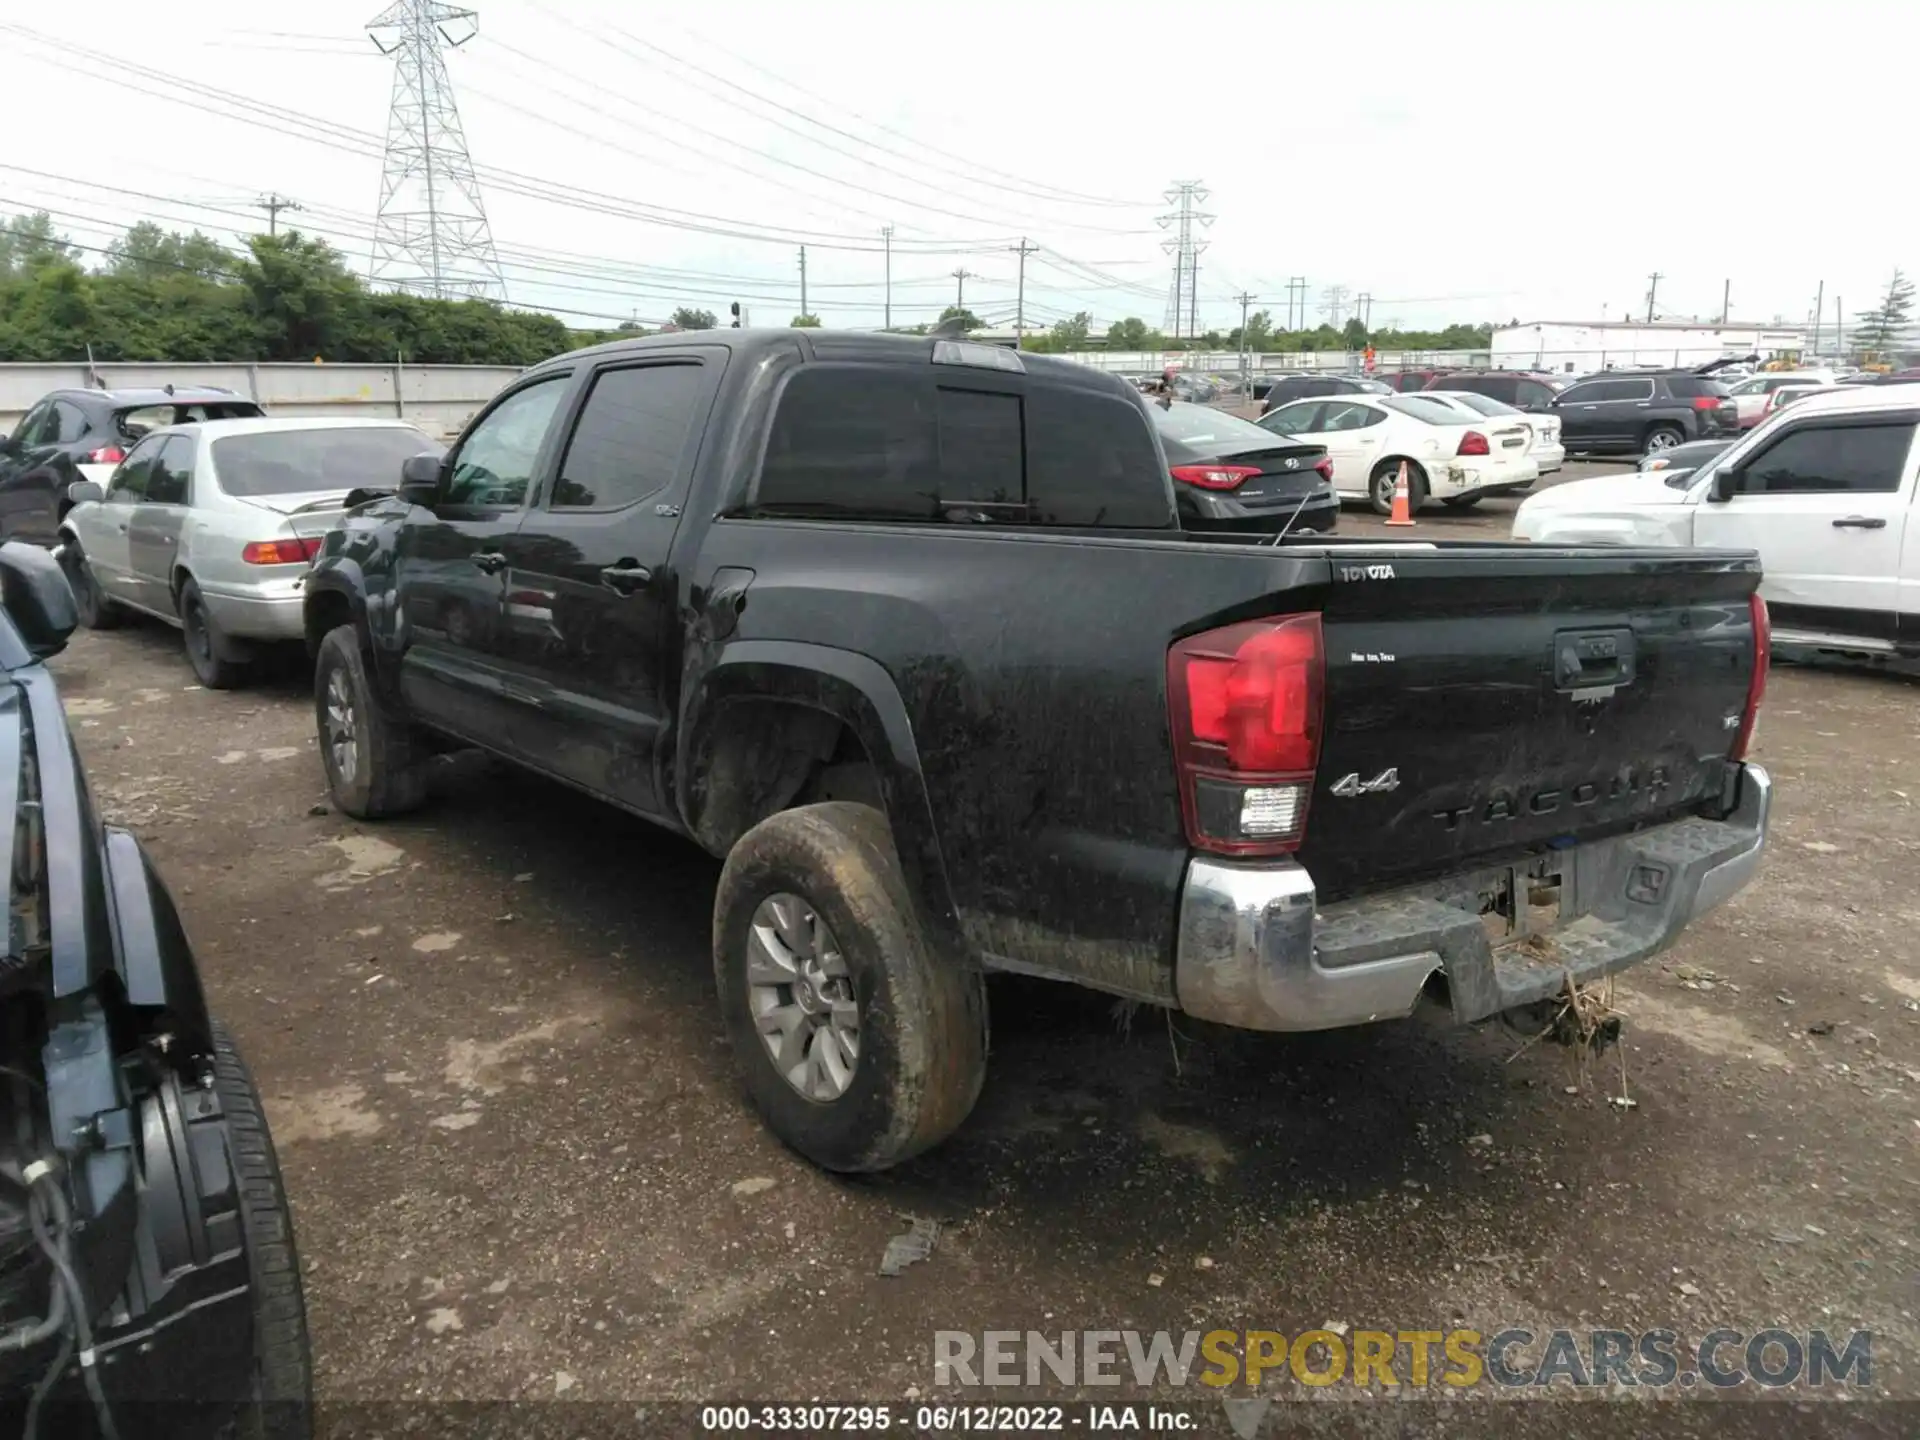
1492, 320, 1813, 375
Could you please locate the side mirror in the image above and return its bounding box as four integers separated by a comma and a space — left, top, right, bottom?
1709, 469, 1738, 502
66, 480, 104, 506
399, 451, 443, 504
0, 434, 16, 457
0, 542, 78, 660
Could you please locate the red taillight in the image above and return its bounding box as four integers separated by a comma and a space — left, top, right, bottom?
1170, 463, 1262, 492
1167, 615, 1325, 855
85, 446, 126, 465
1731, 593, 1769, 761
1691, 396, 1723, 411
241, 538, 322, 565
1456, 430, 1491, 456
1313, 456, 1334, 483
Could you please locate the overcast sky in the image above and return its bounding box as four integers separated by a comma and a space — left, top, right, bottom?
2, 1, 1910, 337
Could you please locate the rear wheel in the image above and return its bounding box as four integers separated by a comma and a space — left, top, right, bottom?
314, 624, 428, 818
1643, 424, 1684, 455
713, 802, 988, 1172
57, 540, 121, 629
180, 577, 248, 689
1368, 459, 1427, 516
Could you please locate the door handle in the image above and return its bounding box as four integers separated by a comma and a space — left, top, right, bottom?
1832, 516, 1887, 529
600, 562, 653, 595
471, 551, 508, 574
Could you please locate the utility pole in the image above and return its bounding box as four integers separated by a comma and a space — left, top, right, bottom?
255, 193, 302, 237
1285, 276, 1307, 332
1811, 279, 1824, 355
1835, 295, 1843, 360
1644, 271, 1663, 324
798, 245, 808, 320
1356, 292, 1373, 330
1010, 238, 1038, 341
1235, 291, 1256, 396
1156, 181, 1213, 340
1720, 278, 1730, 325
881, 226, 893, 331
951, 266, 973, 312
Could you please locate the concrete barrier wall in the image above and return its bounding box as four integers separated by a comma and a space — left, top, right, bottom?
0, 361, 523, 440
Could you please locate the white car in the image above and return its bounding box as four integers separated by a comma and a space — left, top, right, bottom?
1513, 384, 1920, 657
57, 417, 442, 687
1417, 390, 1565, 476
1726, 370, 1838, 429
1256, 393, 1539, 512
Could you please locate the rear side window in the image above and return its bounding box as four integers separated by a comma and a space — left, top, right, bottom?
1027, 387, 1170, 527
1517, 381, 1557, 407
552, 363, 707, 510
212, 427, 440, 497
1665, 377, 1729, 399
1593, 379, 1655, 401
1735, 421, 1914, 495
756, 366, 1170, 527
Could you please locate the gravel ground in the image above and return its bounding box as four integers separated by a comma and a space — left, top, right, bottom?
45, 557, 1918, 1436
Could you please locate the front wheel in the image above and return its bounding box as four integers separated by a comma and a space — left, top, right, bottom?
58, 540, 122, 630
1643, 424, 1684, 455
313, 624, 428, 818
713, 802, 988, 1172
1368, 460, 1427, 516
180, 577, 248, 689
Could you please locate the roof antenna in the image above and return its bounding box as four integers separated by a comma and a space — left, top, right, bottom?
163, 382, 175, 396
928, 315, 970, 339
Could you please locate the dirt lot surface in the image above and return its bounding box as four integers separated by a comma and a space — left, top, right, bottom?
48, 549, 1918, 1435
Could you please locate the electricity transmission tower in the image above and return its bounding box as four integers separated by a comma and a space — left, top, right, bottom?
367, 0, 506, 301
1157, 182, 1213, 340
1321, 285, 1349, 328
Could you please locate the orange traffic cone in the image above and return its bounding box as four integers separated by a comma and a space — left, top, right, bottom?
1385, 460, 1415, 527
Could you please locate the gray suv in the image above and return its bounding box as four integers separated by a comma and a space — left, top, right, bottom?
1552, 372, 1739, 456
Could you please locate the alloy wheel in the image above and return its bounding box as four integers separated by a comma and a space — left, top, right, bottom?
745, 892, 860, 1102
324, 667, 359, 787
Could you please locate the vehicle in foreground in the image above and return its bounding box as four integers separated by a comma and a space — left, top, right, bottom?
1258, 373, 1390, 414
1148, 399, 1337, 533
1417, 390, 1565, 476
57, 418, 441, 688
1515, 385, 1918, 659
0, 542, 310, 1434
306, 327, 1773, 1172
1552, 371, 1738, 456
0, 387, 264, 547
1725, 370, 1838, 428
1256, 392, 1539, 512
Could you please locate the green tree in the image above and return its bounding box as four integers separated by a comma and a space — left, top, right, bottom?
791, 313, 821, 327
1853, 269, 1914, 357
0, 212, 77, 277
937, 304, 982, 331
1106, 316, 1151, 350
107, 222, 232, 281
670, 306, 717, 330
1342, 316, 1369, 349
237, 231, 365, 360
1243, 310, 1273, 351
1048, 311, 1091, 350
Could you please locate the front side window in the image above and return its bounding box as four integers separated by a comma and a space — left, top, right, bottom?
12, 403, 53, 448
1733, 421, 1914, 496
445, 376, 570, 509
552, 363, 707, 510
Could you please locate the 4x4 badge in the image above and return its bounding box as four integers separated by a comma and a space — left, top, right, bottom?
1330, 767, 1399, 797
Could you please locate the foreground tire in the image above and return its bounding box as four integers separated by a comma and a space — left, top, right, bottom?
180, 577, 249, 689
713, 802, 988, 1172
212, 1022, 314, 1440
58, 540, 122, 630
314, 623, 427, 818
1369, 459, 1428, 516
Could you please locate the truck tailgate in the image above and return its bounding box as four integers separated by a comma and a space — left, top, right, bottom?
1300, 546, 1762, 901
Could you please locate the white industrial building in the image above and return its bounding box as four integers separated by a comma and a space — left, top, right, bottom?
1493, 320, 1813, 375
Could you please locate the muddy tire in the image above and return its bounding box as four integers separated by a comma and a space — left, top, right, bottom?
58, 539, 122, 630
212, 1022, 314, 1440
180, 577, 248, 689
314, 623, 427, 819
713, 802, 988, 1172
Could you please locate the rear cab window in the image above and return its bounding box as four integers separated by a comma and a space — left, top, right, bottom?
750, 364, 1173, 529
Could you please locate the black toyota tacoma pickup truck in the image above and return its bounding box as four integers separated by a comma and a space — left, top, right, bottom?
0, 544, 309, 1436
304, 328, 1773, 1173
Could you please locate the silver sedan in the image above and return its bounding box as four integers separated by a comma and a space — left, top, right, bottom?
57, 417, 441, 687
